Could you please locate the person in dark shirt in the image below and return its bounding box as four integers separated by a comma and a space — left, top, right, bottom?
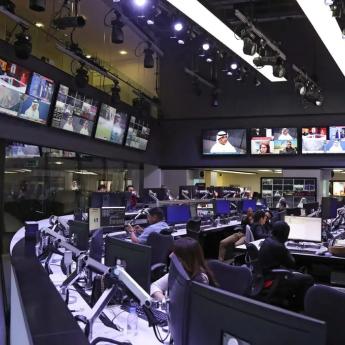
259, 221, 314, 310
251, 210, 270, 240
264, 210, 273, 233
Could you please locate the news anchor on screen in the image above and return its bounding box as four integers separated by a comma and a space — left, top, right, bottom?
278, 128, 293, 140
23, 99, 40, 120
210, 131, 237, 154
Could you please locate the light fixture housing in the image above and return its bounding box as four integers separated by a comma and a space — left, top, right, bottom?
29, 0, 45, 12
144, 43, 154, 68
111, 17, 124, 44
53, 16, 86, 30
14, 28, 32, 59
75, 65, 89, 88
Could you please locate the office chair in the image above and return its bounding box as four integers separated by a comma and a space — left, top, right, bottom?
186, 217, 202, 241
146, 232, 174, 281
207, 260, 252, 296
245, 243, 294, 306
245, 224, 255, 243
305, 284, 345, 345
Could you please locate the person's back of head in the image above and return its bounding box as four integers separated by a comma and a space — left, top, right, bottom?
97, 184, 107, 192
173, 237, 215, 285
186, 217, 201, 233
253, 210, 266, 224
272, 221, 290, 243
148, 207, 164, 223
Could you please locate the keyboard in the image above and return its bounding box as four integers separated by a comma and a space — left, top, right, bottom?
120, 304, 168, 326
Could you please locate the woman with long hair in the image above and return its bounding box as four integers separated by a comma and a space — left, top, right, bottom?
150, 237, 216, 301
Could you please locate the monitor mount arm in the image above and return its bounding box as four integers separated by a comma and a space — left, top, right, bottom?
181, 190, 191, 200
149, 189, 159, 205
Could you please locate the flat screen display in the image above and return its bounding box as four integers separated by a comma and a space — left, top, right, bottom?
332, 181, 345, 196
251, 128, 298, 154
0, 58, 31, 116
324, 126, 345, 154
51, 84, 98, 136
202, 129, 246, 155
5, 143, 40, 158
285, 216, 322, 242
41, 147, 76, 158
301, 127, 327, 153
95, 104, 128, 144
19, 72, 55, 124
125, 115, 150, 150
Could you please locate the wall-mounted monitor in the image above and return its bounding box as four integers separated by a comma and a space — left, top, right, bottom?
41, 147, 76, 158
202, 129, 246, 155
324, 126, 345, 154
331, 181, 345, 196
5, 142, 40, 158
0, 58, 31, 116
301, 127, 327, 154
94, 104, 128, 145
51, 84, 98, 136
125, 115, 150, 151
251, 128, 298, 155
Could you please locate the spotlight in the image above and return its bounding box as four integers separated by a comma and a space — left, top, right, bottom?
134, 0, 147, 6
144, 43, 154, 68
206, 57, 213, 63
330, 1, 343, 17
202, 42, 210, 51
174, 22, 183, 31
305, 85, 324, 107
13, 28, 32, 59
147, 18, 154, 25
243, 36, 257, 55
325, 0, 334, 5
53, 16, 86, 30
294, 75, 307, 95
177, 39, 185, 45
211, 89, 220, 107
254, 56, 286, 78
0, 0, 15, 13
111, 12, 124, 44
75, 65, 88, 88
29, 0, 45, 12
226, 71, 233, 76
111, 80, 121, 104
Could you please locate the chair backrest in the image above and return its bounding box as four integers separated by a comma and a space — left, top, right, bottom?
168, 254, 192, 345
245, 224, 255, 243
245, 242, 264, 296
186, 217, 202, 241
305, 284, 345, 345
207, 260, 252, 296
146, 232, 174, 266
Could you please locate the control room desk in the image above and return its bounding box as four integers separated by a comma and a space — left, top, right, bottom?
237, 240, 345, 285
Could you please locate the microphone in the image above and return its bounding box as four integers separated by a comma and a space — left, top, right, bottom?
129, 207, 150, 226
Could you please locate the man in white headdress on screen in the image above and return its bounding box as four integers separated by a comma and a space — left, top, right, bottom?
24, 99, 40, 120
210, 130, 237, 153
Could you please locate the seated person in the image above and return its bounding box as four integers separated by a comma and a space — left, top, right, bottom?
150, 237, 216, 301
127, 207, 168, 244
126, 185, 138, 209
251, 210, 270, 240
259, 221, 314, 310
218, 208, 254, 261
264, 210, 273, 233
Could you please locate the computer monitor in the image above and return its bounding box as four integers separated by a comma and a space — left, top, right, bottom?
215, 200, 231, 215
286, 208, 302, 216
165, 205, 191, 225
90, 192, 121, 208
242, 199, 257, 213
285, 216, 322, 242
168, 254, 192, 345
196, 202, 214, 218
187, 282, 326, 345
104, 237, 151, 292
101, 206, 125, 228
68, 220, 89, 250
303, 202, 319, 216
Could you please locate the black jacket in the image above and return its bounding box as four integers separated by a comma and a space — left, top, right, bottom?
259, 236, 295, 273
251, 223, 270, 240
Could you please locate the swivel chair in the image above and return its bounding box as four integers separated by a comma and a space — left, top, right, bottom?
245, 243, 294, 306
305, 284, 345, 345
207, 259, 252, 296
146, 232, 174, 281
186, 217, 202, 241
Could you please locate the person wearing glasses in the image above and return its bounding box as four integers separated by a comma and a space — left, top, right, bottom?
210, 130, 237, 153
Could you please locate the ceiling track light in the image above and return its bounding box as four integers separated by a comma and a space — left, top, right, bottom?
75, 64, 89, 88
111, 11, 124, 44
253, 56, 286, 78
13, 26, 32, 59
144, 42, 154, 68
29, 0, 45, 12
111, 80, 121, 104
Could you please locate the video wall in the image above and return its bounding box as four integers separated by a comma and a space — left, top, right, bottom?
0, 56, 151, 151
202, 127, 345, 156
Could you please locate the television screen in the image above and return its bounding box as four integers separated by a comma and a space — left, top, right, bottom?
324, 126, 345, 154
332, 181, 345, 196
0, 58, 31, 117
95, 104, 128, 144
125, 115, 150, 151
6, 143, 40, 158
251, 128, 298, 155
301, 127, 327, 154
51, 84, 98, 136
17, 72, 55, 124
202, 129, 246, 155
41, 147, 76, 158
